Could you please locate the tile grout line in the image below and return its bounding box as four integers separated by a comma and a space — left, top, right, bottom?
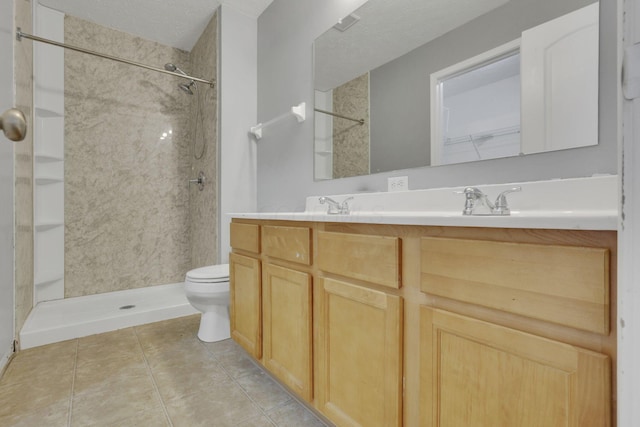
207, 341, 329, 427
67, 339, 79, 427
133, 327, 174, 427
198, 340, 277, 426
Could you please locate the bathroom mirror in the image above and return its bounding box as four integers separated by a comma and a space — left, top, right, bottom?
313, 0, 600, 180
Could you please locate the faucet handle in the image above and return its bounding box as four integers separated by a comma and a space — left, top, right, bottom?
339, 197, 354, 214
493, 186, 521, 215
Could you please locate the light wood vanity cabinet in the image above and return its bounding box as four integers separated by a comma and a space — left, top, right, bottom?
419, 233, 614, 426
230, 220, 616, 427
262, 262, 313, 401
317, 277, 403, 427
229, 253, 262, 359
420, 307, 610, 426
231, 223, 315, 403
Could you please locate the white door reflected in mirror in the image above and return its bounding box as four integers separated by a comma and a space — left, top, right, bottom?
430, 2, 599, 166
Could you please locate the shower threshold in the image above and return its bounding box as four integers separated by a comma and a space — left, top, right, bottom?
19, 283, 197, 349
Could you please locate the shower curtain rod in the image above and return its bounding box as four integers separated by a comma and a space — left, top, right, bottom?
16, 28, 215, 88
314, 108, 365, 125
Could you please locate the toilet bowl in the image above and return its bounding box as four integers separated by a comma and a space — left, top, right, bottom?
184, 264, 230, 342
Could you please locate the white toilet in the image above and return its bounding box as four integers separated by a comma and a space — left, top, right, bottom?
184, 264, 230, 342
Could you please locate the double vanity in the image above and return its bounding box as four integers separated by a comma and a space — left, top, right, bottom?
229, 176, 616, 426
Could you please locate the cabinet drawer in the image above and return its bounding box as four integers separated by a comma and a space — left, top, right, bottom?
318, 231, 401, 289
263, 225, 312, 265
230, 223, 260, 253
420, 237, 610, 334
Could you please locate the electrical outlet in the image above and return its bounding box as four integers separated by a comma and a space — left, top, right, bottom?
388, 176, 409, 192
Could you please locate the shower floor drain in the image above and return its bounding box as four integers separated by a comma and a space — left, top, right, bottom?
119, 305, 136, 310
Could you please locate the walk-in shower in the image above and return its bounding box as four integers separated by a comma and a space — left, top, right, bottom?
17, 5, 219, 347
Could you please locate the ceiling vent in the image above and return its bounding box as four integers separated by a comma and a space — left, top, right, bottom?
333, 14, 360, 32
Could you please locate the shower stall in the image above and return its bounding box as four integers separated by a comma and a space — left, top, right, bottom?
20, 3, 219, 347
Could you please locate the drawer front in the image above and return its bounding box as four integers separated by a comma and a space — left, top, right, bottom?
230, 223, 260, 253
263, 225, 312, 265
420, 237, 610, 334
318, 231, 401, 289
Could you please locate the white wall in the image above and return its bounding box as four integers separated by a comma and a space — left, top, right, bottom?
218, 4, 258, 263
0, 0, 16, 370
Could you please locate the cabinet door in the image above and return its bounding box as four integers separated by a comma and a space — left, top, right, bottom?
420, 307, 611, 427
263, 264, 313, 401
230, 253, 262, 359
317, 278, 403, 427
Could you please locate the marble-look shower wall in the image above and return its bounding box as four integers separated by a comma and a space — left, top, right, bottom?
64, 16, 193, 297
332, 72, 370, 179
188, 14, 218, 268
14, 0, 34, 338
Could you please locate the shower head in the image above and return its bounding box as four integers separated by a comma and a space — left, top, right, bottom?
179, 81, 196, 95
165, 63, 196, 94
164, 63, 187, 76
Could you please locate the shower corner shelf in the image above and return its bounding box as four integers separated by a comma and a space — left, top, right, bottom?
35, 176, 63, 185
35, 221, 64, 232
35, 153, 64, 163
34, 271, 64, 287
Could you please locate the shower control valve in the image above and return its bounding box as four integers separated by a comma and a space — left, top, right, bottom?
189, 171, 206, 191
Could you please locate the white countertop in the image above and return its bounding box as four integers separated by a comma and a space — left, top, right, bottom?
230, 176, 618, 231
230, 210, 617, 230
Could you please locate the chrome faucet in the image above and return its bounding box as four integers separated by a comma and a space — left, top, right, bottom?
460, 186, 521, 216
319, 196, 354, 215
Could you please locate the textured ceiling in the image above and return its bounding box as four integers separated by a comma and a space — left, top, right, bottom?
38, 0, 274, 51
314, 0, 510, 91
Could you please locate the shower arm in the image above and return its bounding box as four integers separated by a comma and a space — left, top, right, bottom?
16, 28, 215, 88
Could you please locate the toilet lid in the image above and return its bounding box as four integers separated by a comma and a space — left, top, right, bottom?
186, 264, 229, 281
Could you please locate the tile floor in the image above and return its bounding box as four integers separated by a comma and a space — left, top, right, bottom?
0, 315, 329, 427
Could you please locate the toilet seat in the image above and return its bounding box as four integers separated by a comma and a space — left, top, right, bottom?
186, 264, 229, 282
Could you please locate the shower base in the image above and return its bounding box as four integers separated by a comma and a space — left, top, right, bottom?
19, 282, 198, 349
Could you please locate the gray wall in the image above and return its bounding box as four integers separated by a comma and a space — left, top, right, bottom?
257, 0, 618, 212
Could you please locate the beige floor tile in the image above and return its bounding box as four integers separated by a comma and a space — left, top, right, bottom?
91, 410, 171, 427
135, 315, 200, 341
201, 338, 242, 356
1, 340, 77, 385
235, 370, 292, 411
137, 330, 202, 355
266, 400, 327, 427
0, 317, 313, 427
73, 355, 150, 395
0, 372, 72, 420
71, 373, 163, 426
236, 415, 277, 427
216, 349, 262, 379
0, 404, 70, 427
152, 358, 230, 402
164, 376, 262, 427
76, 328, 142, 364
142, 339, 212, 369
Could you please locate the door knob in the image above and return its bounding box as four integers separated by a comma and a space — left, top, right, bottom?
0, 108, 27, 142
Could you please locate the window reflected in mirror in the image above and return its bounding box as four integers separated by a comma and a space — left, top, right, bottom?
432, 46, 521, 166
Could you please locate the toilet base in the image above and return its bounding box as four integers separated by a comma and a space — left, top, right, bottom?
197, 305, 230, 343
